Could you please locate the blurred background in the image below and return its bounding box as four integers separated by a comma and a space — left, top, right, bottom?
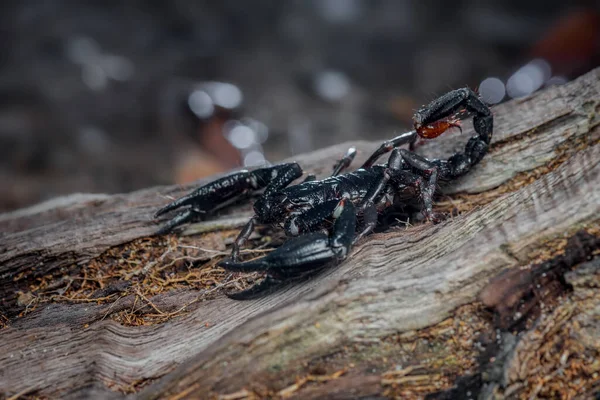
1, 0, 598, 212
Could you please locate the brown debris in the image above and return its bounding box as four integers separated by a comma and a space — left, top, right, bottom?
499, 257, 600, 399
276, 368, 347, 398
198, 303, 492, 399
479, 228, 600, 330
20, 231, 275, 326
379, 305, 491, 399
256, 303, 493, 400
105, 377, 159, 395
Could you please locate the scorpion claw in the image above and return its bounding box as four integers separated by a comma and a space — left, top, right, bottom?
220, 200, 357, 299
153, 192, 207, 234
154, 192, 198, 219
221, 232, 337, 274
219, 233, 337, 299
154, 209, 197, 235
218, 257, 270, 272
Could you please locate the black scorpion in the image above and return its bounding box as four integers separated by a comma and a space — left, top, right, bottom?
154, 88, 493, 299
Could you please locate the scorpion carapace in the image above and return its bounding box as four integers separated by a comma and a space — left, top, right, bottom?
154, 88, 493, 299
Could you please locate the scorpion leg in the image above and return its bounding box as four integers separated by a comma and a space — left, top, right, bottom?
230, 217, 257, 262
284, 199, 342, 237
332, 147, 357, 176
302, 174, 317, 183
220, 199, 356, 300
353, 169, 392, 244
353, 148, 425, 243
301, 147, 356, 184
154, 163, 302, 234
396, 149, 440, 222
361, 132, 418, 169
383, 147, 440, 222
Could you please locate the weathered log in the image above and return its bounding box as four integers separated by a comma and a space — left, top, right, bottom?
1, 68, 599, 399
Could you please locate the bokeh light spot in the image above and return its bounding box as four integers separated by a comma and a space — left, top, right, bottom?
314, 70, 350, 102
210, 82, 243, 109
479, 77, 505, 104
228, 125, 256, 149
188, 90, 214, 119
506, 59, 551, 98
244, 150, 266, 167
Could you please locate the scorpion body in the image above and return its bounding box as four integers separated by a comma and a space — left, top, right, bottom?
154, 88, 493, 299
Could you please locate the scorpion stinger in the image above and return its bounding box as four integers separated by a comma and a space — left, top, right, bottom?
154, 88, 493, 299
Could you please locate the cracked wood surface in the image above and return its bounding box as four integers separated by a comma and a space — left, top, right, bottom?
0, 68, 599, 399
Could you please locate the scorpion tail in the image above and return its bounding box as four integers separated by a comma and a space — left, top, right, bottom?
414, 87, 493, 179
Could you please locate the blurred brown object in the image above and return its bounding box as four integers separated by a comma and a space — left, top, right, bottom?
388, 95, 420, 124
173, 109, 242, 185
174, 149, 232, 185
531, 8, 600, 76
197, 111, 243, 170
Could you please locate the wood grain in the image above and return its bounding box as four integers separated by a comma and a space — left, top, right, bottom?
0, 68, 599, 399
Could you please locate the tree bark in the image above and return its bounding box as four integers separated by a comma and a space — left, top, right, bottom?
1, 68, 599, 400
